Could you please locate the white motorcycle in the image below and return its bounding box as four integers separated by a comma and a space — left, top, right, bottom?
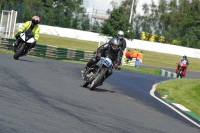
13, 31, 35, 60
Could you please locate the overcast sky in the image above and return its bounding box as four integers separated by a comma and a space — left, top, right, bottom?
83, 0, 160, 15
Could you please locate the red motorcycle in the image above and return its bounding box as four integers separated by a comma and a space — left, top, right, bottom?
176, 62, 187, 78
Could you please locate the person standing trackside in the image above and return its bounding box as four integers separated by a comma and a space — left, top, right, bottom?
135, 51, 143, 67
132, 49, 138, 59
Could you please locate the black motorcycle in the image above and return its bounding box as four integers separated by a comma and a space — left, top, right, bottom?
13, 32, 34, 60
82, 57, 114, 90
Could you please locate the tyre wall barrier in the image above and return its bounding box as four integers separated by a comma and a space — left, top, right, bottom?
0, 37, 137, 67
0, 38, 94, 62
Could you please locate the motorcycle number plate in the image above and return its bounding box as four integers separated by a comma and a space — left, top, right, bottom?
103, 58, 112, 67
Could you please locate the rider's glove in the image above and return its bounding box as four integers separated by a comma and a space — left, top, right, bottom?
15, 32, 21, 38
114, 64, 118, 69
96, 53, 101, 59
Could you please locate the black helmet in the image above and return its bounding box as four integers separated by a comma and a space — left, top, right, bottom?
110, 37, 120, 51
183, 55, 187, 59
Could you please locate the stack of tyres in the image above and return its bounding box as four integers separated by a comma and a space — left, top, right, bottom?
7, 38, 16, 51
75, 50, 84, 60
33, 44, 47, 58
56, 47, 68, 60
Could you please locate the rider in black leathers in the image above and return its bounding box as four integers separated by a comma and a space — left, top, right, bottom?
81, 37, 122, 78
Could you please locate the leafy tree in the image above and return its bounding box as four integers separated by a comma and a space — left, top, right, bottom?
101, 7, 130, 38
81, 14, 90, 31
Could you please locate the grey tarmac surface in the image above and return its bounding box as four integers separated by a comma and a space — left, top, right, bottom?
0, 53, 199, 133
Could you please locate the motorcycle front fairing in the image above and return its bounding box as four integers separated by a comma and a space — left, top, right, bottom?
19, 32, 34, 44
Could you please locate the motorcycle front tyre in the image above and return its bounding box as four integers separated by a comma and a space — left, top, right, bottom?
177, 70, 182, 78
89, 69, 106, 91
14, 43, 25, 60
82, 81, 89, 88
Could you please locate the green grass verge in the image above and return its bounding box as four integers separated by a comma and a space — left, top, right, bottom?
120, 65, 160, 75
156, 79, 200, 116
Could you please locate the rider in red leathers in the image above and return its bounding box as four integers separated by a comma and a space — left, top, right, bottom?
176, 55, 189, 77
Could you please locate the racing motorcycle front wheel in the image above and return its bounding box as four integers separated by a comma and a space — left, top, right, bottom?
13, 43, 25, 60
89, 69, 107, 91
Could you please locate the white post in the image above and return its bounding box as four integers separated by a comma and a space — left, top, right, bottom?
5, 11, 11, 38
129, 0, 134, 24
0, 11, 3, 35
12, 10, 17, 38
8, 10, 13, 38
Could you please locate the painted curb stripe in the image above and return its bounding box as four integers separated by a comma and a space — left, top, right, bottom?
160, 69, 177, 78
172, 103, 191, 112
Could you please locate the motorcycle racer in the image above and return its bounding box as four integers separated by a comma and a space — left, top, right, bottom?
13, 16, 40, 55
81, 37, 122, 78
176, 55, 189, 77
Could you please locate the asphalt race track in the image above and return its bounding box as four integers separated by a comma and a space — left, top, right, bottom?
0, 53, 199, 133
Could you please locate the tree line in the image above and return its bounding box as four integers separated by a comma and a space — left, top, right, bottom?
1, 0, 200, 49
106, 0, 200, 49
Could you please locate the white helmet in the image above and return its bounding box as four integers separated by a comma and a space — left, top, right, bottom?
118, 30, 124, 39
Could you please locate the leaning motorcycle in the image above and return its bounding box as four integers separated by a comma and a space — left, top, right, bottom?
176, 62, 187, 78
13, 32, 34, 60
81, 57, 113, 91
